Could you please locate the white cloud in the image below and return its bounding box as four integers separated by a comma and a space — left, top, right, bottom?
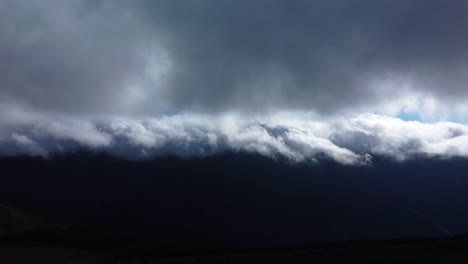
2, 105, 468, 165
0, 103, 111, 151
332, 114, 468, 160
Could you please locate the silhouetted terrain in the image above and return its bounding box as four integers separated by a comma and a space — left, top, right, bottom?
2, 229, 468, 263
0, 205, 62, 236
2, 152, 468, 261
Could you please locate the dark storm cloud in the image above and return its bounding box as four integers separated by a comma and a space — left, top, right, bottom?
131, 0, 468, 113
0, 0, 163, 115
1, 0, 468, 115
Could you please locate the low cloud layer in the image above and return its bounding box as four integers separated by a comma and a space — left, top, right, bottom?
2, 104, 468, 165
1, 1, 468, 163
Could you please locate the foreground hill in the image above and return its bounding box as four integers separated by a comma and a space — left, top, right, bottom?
2, 152, 468, 249
0, 205, 62, 236
2, 152, 468, 260
1, 229, 468, 263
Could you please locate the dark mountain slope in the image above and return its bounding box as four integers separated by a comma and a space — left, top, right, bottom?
1, 152, 468, 249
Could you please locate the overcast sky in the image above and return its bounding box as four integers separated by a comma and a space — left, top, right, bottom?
1, 0, 468, 163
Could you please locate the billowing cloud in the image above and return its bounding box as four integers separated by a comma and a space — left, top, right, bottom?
1, 104, 468, 164
332, 115, 468, 160
1, 1, 468, 163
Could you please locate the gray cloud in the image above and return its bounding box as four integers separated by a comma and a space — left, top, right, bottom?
1, 0, 468, 116
132, 0, 468, 113
0, 0, 165, 115
10, 133, 47, 157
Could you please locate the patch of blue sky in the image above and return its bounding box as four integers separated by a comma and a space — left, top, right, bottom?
397, 111, 423, 122
397, 111, 468, 124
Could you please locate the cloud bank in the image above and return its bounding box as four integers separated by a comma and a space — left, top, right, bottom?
1, 0, 468, 163
2, 104, 468, 164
